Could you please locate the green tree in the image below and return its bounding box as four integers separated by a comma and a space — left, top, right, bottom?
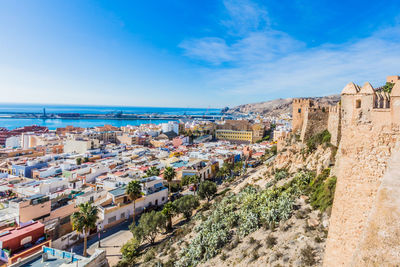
163, 167, 176, 194
270, 145, 277, 155
131, 211, 166, 245
126, 180, 142, 226
161, 202, 176, 231
233, 161, 244, 175
146, 166, 160, 177
71, 202, 99, 257
120, 237, 140, 262
383, 82, 395, 93
76, 157, 82, 165
174, 195, 200, 221
181, 175, 199, 187
216, 165, 230, 179
198, 181, 217, 202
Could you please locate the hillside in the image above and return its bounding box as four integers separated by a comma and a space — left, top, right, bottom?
226, 95, 340, 116
117, 136, 338, 267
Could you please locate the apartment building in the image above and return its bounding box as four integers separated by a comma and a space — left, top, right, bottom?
97, 176, 168, 229
9, 194, 51, 223
215, 129, 253, 143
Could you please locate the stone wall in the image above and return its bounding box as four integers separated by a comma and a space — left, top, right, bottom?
352, 148, 400, 266
327, 105, 341, 146
324, 120, 400, 266
300, 107, 329, 142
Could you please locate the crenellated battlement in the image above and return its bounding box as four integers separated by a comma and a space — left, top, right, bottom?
340, 76, 400, 127
328, 105, 340, 113
292, 98, 312, 105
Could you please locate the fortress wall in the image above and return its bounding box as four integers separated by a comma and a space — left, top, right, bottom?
352, 146, 400, 266
300, 108, 329, 142
324, 78, 400, 266
327, 106, 341, 146
324, 120, 400, 266
371, 109, 391, 127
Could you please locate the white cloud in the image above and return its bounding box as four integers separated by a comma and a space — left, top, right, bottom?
221, 0, 270, 36
179, 37, 233, 65
179, 0, 400, 102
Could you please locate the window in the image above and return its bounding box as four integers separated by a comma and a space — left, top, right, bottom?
108, 216, 116, 224
298, 108, 301, 113
356, 99, 361, 108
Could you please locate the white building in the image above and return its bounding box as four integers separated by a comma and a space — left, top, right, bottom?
161, 121, 179, 135
96, 176, 168, 229
5, 136, 20, 148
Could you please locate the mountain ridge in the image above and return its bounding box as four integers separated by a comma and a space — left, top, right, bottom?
226, 95, 341, 116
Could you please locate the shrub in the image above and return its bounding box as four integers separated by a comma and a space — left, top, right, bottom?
383, 82, 395, 93
143, 248, 156, 262
301, 245, 316, 266
249, 237, 256, 244
251, 250, 259, 261
115, 259, 133, 267
274, 169, 288, 181
170, 182, 182, 193
295, 210, 307, 219
306, 130, 331, 152
308, 169, 337, 212
229, 235, 240, 249
314, 236, 323, 243
120, 238, 140, 262
164, 258, 175, 267
266, 235, 277, 248
275, 251, 283, 259
220, 253, 228, 261
201, 202, 211, 211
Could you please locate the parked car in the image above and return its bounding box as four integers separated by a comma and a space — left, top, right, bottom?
170, 192, 182, 201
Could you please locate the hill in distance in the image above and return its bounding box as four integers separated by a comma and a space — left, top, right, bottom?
226, 95, 340, 117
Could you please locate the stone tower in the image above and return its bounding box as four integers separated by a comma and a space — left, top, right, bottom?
292, 98, 312, 134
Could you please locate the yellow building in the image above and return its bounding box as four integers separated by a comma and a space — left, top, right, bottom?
215, 129, 253, 143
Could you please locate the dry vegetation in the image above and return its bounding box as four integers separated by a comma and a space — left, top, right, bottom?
118, 142, 336, 267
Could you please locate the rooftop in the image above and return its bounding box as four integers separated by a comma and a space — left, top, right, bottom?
109, 187, 126, 197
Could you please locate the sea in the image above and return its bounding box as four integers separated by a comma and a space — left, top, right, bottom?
0, 103, 221, 130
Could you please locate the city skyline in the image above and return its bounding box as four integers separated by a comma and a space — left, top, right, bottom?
1, 0, 400, 108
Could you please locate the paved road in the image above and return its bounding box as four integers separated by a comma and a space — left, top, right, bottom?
70, 218, 134, 256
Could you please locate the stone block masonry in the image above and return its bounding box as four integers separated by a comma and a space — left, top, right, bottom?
324, 76, 400, 266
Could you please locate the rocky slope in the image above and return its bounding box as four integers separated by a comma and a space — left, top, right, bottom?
226, 95, 340, 116
127, 140, 337, 267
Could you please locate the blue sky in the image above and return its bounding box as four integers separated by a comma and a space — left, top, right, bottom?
1, 0, 400, 108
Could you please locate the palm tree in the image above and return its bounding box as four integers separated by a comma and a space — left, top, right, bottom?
71, 202, 99, 257
161, 202, 176, 231
146, 166, 160, 177
163, 167, 176, 194
126, 180, 142, 226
